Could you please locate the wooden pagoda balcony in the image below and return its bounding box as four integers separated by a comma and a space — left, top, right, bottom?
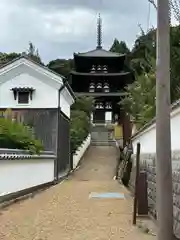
71, 70, 130, 77
75, 92, 128, 97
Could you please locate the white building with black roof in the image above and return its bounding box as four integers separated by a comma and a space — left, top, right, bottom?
0, 54, 75, 177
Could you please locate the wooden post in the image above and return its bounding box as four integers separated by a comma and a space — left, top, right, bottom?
156, 0, 174, 239
137, 171, 148, 215
133, 142, 140, 225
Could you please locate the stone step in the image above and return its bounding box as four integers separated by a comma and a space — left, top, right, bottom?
91, 140, 115, 146
91, 138, 110, 142
91, 143, 113, 146
91, 138, 114, 142
91, 124, 114, 145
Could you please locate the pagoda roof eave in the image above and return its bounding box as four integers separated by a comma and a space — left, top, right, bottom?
73, 48, 125, 58
71, 70, 130, 77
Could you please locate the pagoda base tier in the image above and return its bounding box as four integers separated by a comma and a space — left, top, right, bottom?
91, 109, 121, 124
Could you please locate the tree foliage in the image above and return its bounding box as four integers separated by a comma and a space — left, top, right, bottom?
120, 71, 156, 128
27, 42, 43, 64
0, 42, 43, 67
0, 118, 43, 154
149, 0, 180, 24
171, 0, 180, 23
71, 96, 94, 117
130, 27, 156, 74
70, 97, 94, 153
47, 59, 74, 77
0, 52, 21, 67
119, 25, 180, 129
110, 39, 130, 54
170, 26, 180, 101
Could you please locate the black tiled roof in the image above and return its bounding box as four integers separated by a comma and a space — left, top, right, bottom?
74, 48, 125, 58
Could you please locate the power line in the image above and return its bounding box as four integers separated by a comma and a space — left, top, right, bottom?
147, 1, 151, 31
148, 0, 157, 10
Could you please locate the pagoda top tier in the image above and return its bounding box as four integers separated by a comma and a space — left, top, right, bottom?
74, 14, 125, 59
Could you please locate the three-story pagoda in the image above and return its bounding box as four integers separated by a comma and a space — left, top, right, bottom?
70, 14, 133, 129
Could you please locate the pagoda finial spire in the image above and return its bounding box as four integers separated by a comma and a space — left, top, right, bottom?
96, 13, 102, 49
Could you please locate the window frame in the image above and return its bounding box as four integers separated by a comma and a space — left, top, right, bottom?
17, 91, 30, 105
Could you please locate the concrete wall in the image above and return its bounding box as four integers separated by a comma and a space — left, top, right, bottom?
0, 150, 56, 197
132, 103, 180, 154
0, 135, 91, 200
73, 134, 91, 169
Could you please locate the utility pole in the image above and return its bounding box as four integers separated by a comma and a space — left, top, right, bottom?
156, 0, 174, 239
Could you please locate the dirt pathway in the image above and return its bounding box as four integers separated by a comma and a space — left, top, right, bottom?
0, 146, 156, 240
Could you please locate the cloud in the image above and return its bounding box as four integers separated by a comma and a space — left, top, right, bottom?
6, 0, 147, 13
0, 0, 158, 63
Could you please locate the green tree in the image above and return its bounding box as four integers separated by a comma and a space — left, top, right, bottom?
170, 0, 180, 23
130, 27, 156, 74
71, 96, 94, 117
119, 27, 156, 128
110, 39, 130, 54
120, 25, 180, 129
27, 42, 43, 64
120, 71, 156, 129
0, 52, 21, 66
47, 59, 74, 77
169, 25, 180, 101
0, 42, 43, 67
70, 97, 94, 153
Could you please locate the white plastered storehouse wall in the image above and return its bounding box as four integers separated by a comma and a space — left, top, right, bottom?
132, 102, 180, 154
0, 57, 75, 197
0, 57, 75, 116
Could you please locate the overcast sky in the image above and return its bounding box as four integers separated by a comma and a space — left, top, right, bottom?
0, 0, 163, 63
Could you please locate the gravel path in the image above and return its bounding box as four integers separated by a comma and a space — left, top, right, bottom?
0, 146, 156, 240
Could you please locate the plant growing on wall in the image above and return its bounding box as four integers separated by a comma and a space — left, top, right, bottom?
0, 118, 43, 154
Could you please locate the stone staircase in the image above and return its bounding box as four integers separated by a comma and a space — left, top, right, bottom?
91, 124, 115, 146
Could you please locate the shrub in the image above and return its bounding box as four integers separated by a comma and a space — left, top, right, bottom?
70, 97, 93, 154
71, 96, 94, 117
0, 118, 43, 154
70, 110, 90, 153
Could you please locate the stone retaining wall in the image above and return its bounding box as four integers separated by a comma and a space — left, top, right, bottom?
129, 153, 180, 238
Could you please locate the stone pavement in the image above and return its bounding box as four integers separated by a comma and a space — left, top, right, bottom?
0, 146, 156, 240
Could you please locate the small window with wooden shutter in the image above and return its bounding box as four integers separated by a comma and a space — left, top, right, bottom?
18, 92, 29, 104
